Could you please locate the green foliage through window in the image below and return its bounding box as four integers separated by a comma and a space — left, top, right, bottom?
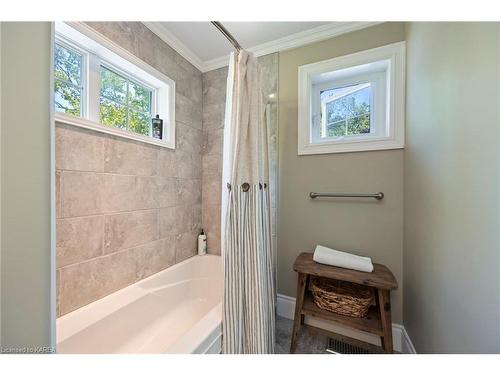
100, 66, 152, 136
320, 83, 371, 138
54, 43, 83, 116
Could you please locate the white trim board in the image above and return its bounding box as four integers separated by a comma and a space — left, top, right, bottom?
143, 22, 380, 72
277, 293, 416, 354
0, 21, 3, 349
49, 22, 57, 351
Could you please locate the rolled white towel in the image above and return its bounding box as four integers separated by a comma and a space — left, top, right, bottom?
313, 245, 374, 273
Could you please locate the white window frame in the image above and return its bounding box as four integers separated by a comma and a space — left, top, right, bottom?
54, 22, 176, 149
53, 39, 88, 118
298, 42, 405, 155
98, 63, 157, 135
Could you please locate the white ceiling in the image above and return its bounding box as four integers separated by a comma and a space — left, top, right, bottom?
143, 22, 379, 72
158, 22, 328, 61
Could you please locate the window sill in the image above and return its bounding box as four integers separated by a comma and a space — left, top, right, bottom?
298, 136, 404, 155
54, 113, 175, 149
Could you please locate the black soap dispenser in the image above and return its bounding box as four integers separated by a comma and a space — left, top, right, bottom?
152, 114, 163, 140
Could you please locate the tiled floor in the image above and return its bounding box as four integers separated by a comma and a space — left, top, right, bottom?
275, 316, 331, 354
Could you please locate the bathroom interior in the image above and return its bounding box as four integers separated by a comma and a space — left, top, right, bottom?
0, 15, 499, 361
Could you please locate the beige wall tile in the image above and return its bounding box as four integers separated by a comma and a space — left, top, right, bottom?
56, 22, 206, 316
100, 175, 159, 213
157, 176, 178, 208
191, 153, 202, 181
175, 231, 197, 263
85, 22, 139, 57
177, 122, 202, 155
177, 66, 202, 105
176, 92, 202, 129
136, 176, 159, 210
202, 103, 225, 130
134, 24, 160, 69
59, 249, 137, 315
202, 128, 223, 155
207, 232, 221, 256
56, 124, 104, 172
202, 175, 222, 208
202, 154, 222, 178
158, 148, 177, 178
202, 203, 221, 255
101, 174, 137, 213
104, 137, 159, 176
56, 171, 62, 218
57, 216, 104, 268
133, 238, 176, 281
174, 53, 200, 80
104, 210, 159, 254
159, 205, 193, 237
178, 179, 201, 206
192, 204, 202, 233
61, 172, 104, 217
202, 67, 228, 99
159, 206, 176, 238
175, 151, 193, 179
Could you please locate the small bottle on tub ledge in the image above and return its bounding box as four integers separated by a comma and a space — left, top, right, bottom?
198, 229, 207, 256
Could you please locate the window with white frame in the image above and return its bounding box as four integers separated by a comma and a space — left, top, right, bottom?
298, 42, 405, 155
54, 42, 85, 117
54, 22, 176, 149
99, 65, 153, 135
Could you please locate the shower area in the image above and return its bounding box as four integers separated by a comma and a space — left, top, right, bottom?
55, 22, 278, 353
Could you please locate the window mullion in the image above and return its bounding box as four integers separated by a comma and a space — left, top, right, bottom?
126, 79, 130, 131
149, 91, 154, 137
87, 53, 101, 123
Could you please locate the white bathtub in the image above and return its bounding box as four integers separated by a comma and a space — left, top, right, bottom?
57, 254, 223, 354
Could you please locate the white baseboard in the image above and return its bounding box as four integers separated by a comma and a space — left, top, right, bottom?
277, 293, 416, 354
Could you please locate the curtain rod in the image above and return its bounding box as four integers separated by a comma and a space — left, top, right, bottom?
211, 21, 242, 52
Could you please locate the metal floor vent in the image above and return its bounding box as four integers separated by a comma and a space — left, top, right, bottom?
326, 338, 372, 354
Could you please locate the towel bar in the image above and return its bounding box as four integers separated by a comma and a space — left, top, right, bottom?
309, 192, 384, 200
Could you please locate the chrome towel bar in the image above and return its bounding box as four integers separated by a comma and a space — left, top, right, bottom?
309, 192, 384, 200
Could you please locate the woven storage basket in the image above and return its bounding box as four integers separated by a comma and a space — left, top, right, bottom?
310, 277, 373, 318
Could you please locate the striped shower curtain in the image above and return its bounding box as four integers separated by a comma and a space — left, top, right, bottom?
221, 51, 275, 354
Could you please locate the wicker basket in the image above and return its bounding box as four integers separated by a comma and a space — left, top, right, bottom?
310, 277, 373, 318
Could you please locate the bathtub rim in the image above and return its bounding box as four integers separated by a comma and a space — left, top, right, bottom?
56, 254, 222, 352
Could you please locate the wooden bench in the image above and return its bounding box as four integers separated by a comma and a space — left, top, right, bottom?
290, 252, 398, 354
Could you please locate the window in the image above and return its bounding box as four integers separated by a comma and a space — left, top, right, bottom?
298, 42, 405, 154
99, 66, 153, 135
320, 83, 371, 138
53, 22, 176, 149
54, 43, 84, 117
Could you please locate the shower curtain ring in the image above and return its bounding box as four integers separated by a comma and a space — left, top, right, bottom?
242, 182, 250, 192
227, 183, 231, 191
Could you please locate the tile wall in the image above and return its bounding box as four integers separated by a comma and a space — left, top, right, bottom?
56, 22, 202, 316
56, 22, 279, 316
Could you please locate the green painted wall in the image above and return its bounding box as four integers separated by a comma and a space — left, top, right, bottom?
404, 22, 500, 353
1, 22, 53, 350
278, 23, 406, 323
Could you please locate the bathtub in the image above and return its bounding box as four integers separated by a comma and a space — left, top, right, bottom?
56, 254, 223, 354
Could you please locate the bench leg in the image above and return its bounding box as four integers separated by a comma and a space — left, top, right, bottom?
377, 289, 393, 354
290, 273, 307, 353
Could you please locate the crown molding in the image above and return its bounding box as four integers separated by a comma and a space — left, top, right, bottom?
143, 22, 381, 73
142, 22, 205, 72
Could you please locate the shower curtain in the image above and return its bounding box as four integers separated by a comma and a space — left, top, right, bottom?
221, 51, 275, 354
